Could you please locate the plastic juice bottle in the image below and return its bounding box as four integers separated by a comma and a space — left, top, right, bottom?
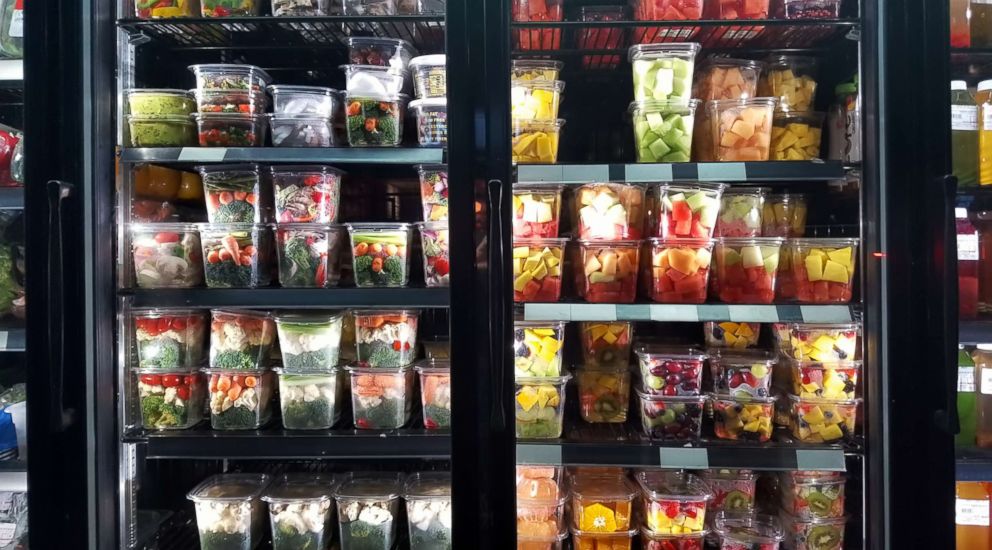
960, 208, 981, 319
977, 80, 992, 185
974, 0, 992, 47
960, 346, 979, 447
953, 81, 979, 188
827, 78, 861, 163
974, 345, 992, 447
971, 206, 992, 310
957, 481, 991, 549
955, 0, 973, 47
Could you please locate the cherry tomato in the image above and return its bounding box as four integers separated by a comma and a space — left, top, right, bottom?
176, 386, 190, 401
154, 232, 180, 244
171, 317, 188, 331
140, 374, 162, 386
161, 374, 181, 388
157, 318, 171, 333
184, 376, 197, 386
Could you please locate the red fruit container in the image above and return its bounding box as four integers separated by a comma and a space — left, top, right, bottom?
513, 238, 567, 303
711, 237, 784, 304
578, 6, 627, 70
635, 346, 706, 396
575, 183, 647, 240
577, 240, 641, 303
710, 0, 770, 19
789, 238, 859, 304
651, 182, 726, 239
714, 512, 784, 550
648, 238, 714, 304
513, 185, 563, 238
635, 471, 712, 534
641, 528, 707, 550
632, 0, 704, 44
512, 0, 563, 50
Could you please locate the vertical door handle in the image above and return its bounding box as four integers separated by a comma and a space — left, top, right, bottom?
47, 179, 74, 432
487, 178, 507, 429
934, 174, 960, 434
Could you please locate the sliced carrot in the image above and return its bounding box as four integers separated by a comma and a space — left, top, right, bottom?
244, 376, 257, 388
216, 376, 231, 392
228, 385, 242, 401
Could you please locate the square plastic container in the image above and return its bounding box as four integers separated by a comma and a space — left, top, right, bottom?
512, 119, 564, 164
762, 193, 807, 237
193, 113, 266, 147
418, 221, 449, 287
127, 89, 195, 116
199, 224, 274, 288
514, 321, 566, 377
135, 368, 206, 430
711, 237, 784, 303
511, 0, 564, 51
701, 469, 756, 513
204, 368, 275, 429
135, 0, 199, 18
275, 312, 344, 371
418, 164, 448, 221
130, 224, 204, 288
631, 0, 703, 44
648, 238, 714, 304
789, 238, 859, 304
511, 60, 563, 82
571, 528, 638, 550
421, 340, 449, 360
342, 65, 408, 97
517, 497, 567, 541
513, 185, 563, 238
576, 367, 631, 423
335, 473, 404, 549
209, 309, 276, 370
409, 55, 446, 98
193, 89, 267, 115
635, 347, 706, 395
712, 394, 776, 441
651, 182, 725, 239
409, 98, 447, 147
709, 98, 777, 161
268, 85, 338, 116
693, 59, 763, 101
776, 239, 798, 301
415, 359, 451, 430
269, 114, 335, 147
404, 472, 453, 549
709, 351, 775, 397
780, 513, 847, 550
517, 465, 565, 501
197, 164, 264, 223
345, 94, 406, 147
780, 474, 846, 520
575, 183, 647, 240
515, 375, 570, 438
263, 474, 337, 550
275, 367, 343, 429
343, 0, 398, 14
347, 37, 415, 69
576, 240, 641, 303
271, 0, 330, 15
126, 115, 195, 147
630, 99, 699, 163
512, 80, 565, 121
629, 43, 701, 103
781, 0, 842, 18
714, 512, 784, 549
190, 64, 272, 94
692, 107, 715, 162
271, 165, 343, 224
569, 474, 638, 532
636, 471, 712, 534
200, 0, 260, 16
758, 56, 818, 112
641, 528, 708, 550
353, 310, 419, 367
790, 360, 861, 400
346, 223, 413, 287
716, 187, 768, 238
579, 321, 633, 368
789, 395, 859, 443
771, 111, 825, 160
273, 224, 345, 288
711, 0, 769, 18
577, 6, 626, 70
704, 321, 760, 349
133, 309, 207, 369
346, 365, 415, 429
786, 323, 860, 361
188, 474, 270, 550
637, 392, 707, 440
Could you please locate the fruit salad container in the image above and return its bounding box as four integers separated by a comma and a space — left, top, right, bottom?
651, 182, 725, 239
709, 351, 775, 397
709, 98, 777, 161
204, 368, 275, 429
341, 64, 408, 97
771, 111, 825, 160
274, 223, 345, 288
130, 224, 204, 288
274, 312, 344, 371
637, 391, 707, 440
135, 368, 206, 430
786, 323, 860, 361
409, 98, 447, 147
517, 465, 565, 500
569, 474, 637, 533
271, 165, 343, 224
700, 469, 756, 513
275, 367, 343, 430
571, 528, 638, 550
577, 240, 641, 303
779, 513, 846, 550
135, 0, 199, 18
775, 239, 797, 301
126, 115, 196, 147
353, 310, 419, 367
346, 365, 415, 429
780, 0, 842, 19
630, 100, 699, 163
263, 474, 337, 550
576, 183, 647, 240
790, 238, 859, 304
269, 114, 336, 147
514, 321, 566, 377
758, 56, 818, 112
193, 89, 267, 115
633, 0, 703, 21
209, 309, 276, 370
714, 512, 784, 550
648, 238, 714, 303
127, 89, 195, 116
579, 321, 634, 367
636, 347, 706, 395
418, 164, 448, 221
704, 321, 760, 349
641, 528, 708, 550
268, 85, 338, 116
629, 43, 701, 103
762, 193, 807, 238
344, 94, 406, 147
515, 375, 570, 439
404, 472, 453, 549
511, 0, 564, 51
716, 187, 768, 238
415, 359, 451, 430
347, 37, 415, 69
693, 59, 763, 101
514, 238, 566, 302
187, 474, 270, 550
710, 0, 769, 18
199, 224, 274, 288
193, 113, 266, 147
789, 395, 859, 443
576, 366, 632, 423
780, 474, 845, 520
790, 360, 860, 400
513, 185, 563, 238
711, 394, 776, 442
190, 64, 272, 94
512, 80, 565, 121
334, 473, 404, 550
576, 6, 626, 70
517, 497, 567, 541
347, 223, 412, 287
511, 59, 563, 82
200, 0, 259, 16
198, 164, 264, 224
636, 470, 712, 534
712, 237, 784, 303
418, 221, 450, 287
512, 119, 564, 164
133, 309, 207, 369
409, 55, 447, 98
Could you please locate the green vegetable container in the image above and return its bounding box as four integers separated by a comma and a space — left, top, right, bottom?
404, 472, 452, 549
134, 368, 206, 430
345, 93, 406, 147
334, 473, 404, 550
273, 224, 345, 288
197, 164, 265, 224
353, 310, 419, 368
263, 474, 339, 550
414, 359, 451, 430
209, 309, 277, 370
630, 99, 699, 163
188, 474, 270, 550
274, 312, 345, 371
126, 89, 195, 116
204, 368, 275, 430
126, 115, 196, 147
199, 224, 274, 289
133, 308, 208, 369
346, 365, 414, 429
275, 368, 344, 430
346, 223, 413, 288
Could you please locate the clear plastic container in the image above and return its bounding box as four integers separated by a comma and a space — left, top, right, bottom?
579, 321, 633, 368
271, 165, 343, 224
511, 0, 564, 51
273, 224, 345, 288
576, 240, 641, 303
209, 309, 277, 370
515, 375, 570, 438
712, 394, 776, 441
350, 310, 421, 369
275, 312, 344, 371
133, 309, 207, 369
789, 238, 859, 304
762, 193, 807, 238
126, 115, 196, 147
637, 392, 707, 440
415, 359, 451, 430
569, 474, 638, 532
513, 185, 563, 238
512, 119, 564, 164
701, 469, 756, 513
199, 224, 274, 288
786, 323, 860, 361
709, 351, 775, 397
630, 100, 699, 163
641, 528, 708, 550
188, 474, 270, 550
193, 113, 266, 147
127, 89, 195, 116
789, 395, 859, 443
404, 472, 452, 549
779, 513, 846, 550
776, 239, 798, 301
409, 55, 447, 98
704, 321, 760, 349
513, 238, 566, 302
512, 80, 565, 121
343, 0, 398, 15
422, 340, 450, 360
780, 0, 841, 18
575, 183, 647, 240
517, 497, 567, 541
130, 224, 203, 288
197, 164, 264, 224
694, 59, 763, 101
268, 85, 338, 116
714, 512, 784, 549
334, 473, 404, 549
193, 89, 267, 115
263, 474, 337, 550
789, 360, 861, 400
275, 367, 343, 429
514, 321, 566, 377
409, 98, 447, 147
636, 471, 711, 534
346, 223, 413, 287
576, 367, 631, 423
200, 0, 260, 16
780, 474, 846, 520
346, 365, 415, 429
651, 182, 725, 239
517, 466, 564, 501
758, 56, 818, 112
709, 98, 777, 161
648, 238, 714, 304
342, 65, 408, 97
271, 0, 330, 15
577, 5, 626, 70
712, 237, 784, 304
345, 94, 406, 147
771, 111, 825, 160
204, 368, 275, 429
269, 114, 335, 147
418, 164, 448, 221
629, 43, 701, 102
571, 528, 638, 550
711, 0, 769, 18
511, 59, 563, 82
418, 221, 449, 287
346, 37, 416, 69
716, 187, 768, 238
135, 0, 199, 18
189, 64, 272, 94
635, 347, 706, 396
135, 368, 206, 430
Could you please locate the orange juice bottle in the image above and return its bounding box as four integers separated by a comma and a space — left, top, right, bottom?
978, 80, 992, 185
957, 481, 991, 549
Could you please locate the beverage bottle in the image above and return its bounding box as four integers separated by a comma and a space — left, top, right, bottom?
971, 205, 992, 310
978, 80, 992, 185
953, 80, 979, 188
973, 345, 992, 447
974, 0, 992, 47
955, 0, 973, 46
959, 346, 979, 447
827, 78, 861, 163
956, 481, 991, 549
960, 207, 981, 318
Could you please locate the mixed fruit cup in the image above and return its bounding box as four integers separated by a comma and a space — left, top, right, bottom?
788, 395, 859, 444
636, 348, 705, 396
789, 360, 860, 400
779, 513, 846, 550
780, 474, 845, 520
515, 375, 570, 439
652, 183, 724, 240
789, 239, 858, 304
711, 395, 775, 442
708, 352, 774, 397
636, 471, 711, 535
577, 240, 641, 303
513, 186, 563, 238
703, 322, 760, 349
575, 183, 646, 240
514, 239, 566, 303
700, 470, 756, 513
637, 392, 706, 440
579, 322, 634, 368
647, 238, 713, 304
711, 237, 783, 304
785, 324, 860, 362
570, 474, 637, 533
715, 188, 767, 238
577, 367, 632, 423
514, 322, 566, 378
571, 527, 638, 550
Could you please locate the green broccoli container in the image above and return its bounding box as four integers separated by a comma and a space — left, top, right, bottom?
404, 472, 452, 549
346, 223, 413, 288
274, 367, 345, 430
134, 368, 206, 430
263, 474, 339, 550
197, 164, 266, 224
203, 368, 275, 430
346, 365, 415, 430
209, 309, 277, 370
353, 310, 420, 367
188, 474, 271, 550
274, 312, 345, 371
335, 473, 404, 549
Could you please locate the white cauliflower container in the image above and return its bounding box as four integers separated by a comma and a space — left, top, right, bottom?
187, 473, 270, 550
203, 368, 275, 430
404, 472, 452, 549
334, 473, 404, 550
274, 367, 344, 430
274, 312, 344, 372
262, 473, 338, 550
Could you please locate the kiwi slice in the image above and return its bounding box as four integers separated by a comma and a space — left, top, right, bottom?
806, 524, 842, 550
595, 395, 621, 414
806, 491, 834, 516
595, 347, 619, 364
721, 490, 751, 511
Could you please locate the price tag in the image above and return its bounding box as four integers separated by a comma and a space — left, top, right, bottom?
659, 447, 708, 469
177, 148, 227, 162
516, 444, 562, 465
960, 367, 977, 392
952, 105, 979, 131
0, 522, 15, 545
957, 498, 991, 526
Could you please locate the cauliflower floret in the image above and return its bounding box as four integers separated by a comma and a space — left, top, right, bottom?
357, 503, 392, 525
164, 387, 177, 404
303, 384, 320, 402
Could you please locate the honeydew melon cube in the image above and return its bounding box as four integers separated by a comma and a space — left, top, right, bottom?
589, 272, 616, 284
601, 252, 618, 276
593, 191, 618, 213
763, 252, 779, 275
696, 248, 712, 268
720, 247, 742, 266
685, 191, 709, 212
663, 152, 690, 163
649, 138, 671, 160
584, 255, 602, 276
647, 112, 666, 133
741, 246, 764, 268
654, 69, 675, 97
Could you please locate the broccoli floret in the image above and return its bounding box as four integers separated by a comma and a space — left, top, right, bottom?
281, 236, 317, 286
424, 404, 452, 428
212, 348, 259, 370
342, 521, 389, 550
139, 337, 182, 369
364, 397, 403, 428
361, 340, 403, 367
411, 522, 452, 550
213, 199, 255, 223
347, 114, 366, 137
375, 115, 398, 143
140, 395, 184, 428
283, 349, 333, 371
382, 256, 406, 285
204, 260, 252, 287
353, 255, 374, 284
212, 404, 260, 429
273, 521, 322, 550
200, 530, 249, 550
282, 397, 333, 429
141, 395, 166, 421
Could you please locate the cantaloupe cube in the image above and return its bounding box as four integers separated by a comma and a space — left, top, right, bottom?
730, 120, 755, 139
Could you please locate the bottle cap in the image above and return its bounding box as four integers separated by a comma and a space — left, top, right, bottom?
952, 80, 969, 91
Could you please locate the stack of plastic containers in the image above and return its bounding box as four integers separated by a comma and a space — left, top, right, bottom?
342, 38, 415, 147
777, 471, 848, 550
713, 511, 785, 550
267, 85, 342, 147
517, 466, 568, 548
636, 471, 711, 549
273, 311, 346, 430
511, 59, 566, 164
513, 318, 570, 439
346, 310, 420, 429
511, 181, 566, 303
759, 55, 826, 161
408, 55, 448, 147
570, 470, 640, 550
634, 346, 708, 440
628, 43, 701, 164
190, 64, 271, 147
415, 164, 450, 288
708, 350, 778, 442
575, 321, 634, 424
573, 182, 645, 304
124, 88, 197, 147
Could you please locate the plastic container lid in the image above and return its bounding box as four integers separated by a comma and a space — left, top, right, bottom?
512, 59, 564, 71
408, 54, 447, 70
409, 98, 448, 111
132, 307, 204, 317
709, 392, 777, 404
196, 222, 268, 232
978, 344, 992, 350
700, 469, 754, 480
790, 237, 860, 248
273, 311, 345, 324
569, 473, 638, 501
576, 239, 642, 248
572, 527, 639, 538
127, 114, 194, 123
346, 36, 416, 53
513, 183, 564, 192
655, 181, 727, 193
273, 366, 339, 376
267, 84, 338, 96
716, 236, 786, 246
415, 163, 447, 173
352, 309, 419, 319
196, 163, 261, 176
763, 55, 818, 71
635, 345, 707, 361
134, 366, 202, 375
640, 527, 710, 540
699, 57, 763, 71
345, 363, 414, 375
628, 42, 701, 61
211, 308, 270, 320
404, 472, 451, 499
787, 359, 863, 370
628, 98, 700, 113
131, 222, 199, 233
267, 113, 333, 122
512, 79, 566, 93
192, 112, 264, 122
346, 222, 413, 232
636, 391, 709, 404
649, 237, 715, 247
514, 118, 566, 131
516, 374, 572, 385
262, 473, 337, 504
270, 165, 345, 177
514, 237, 570, 246
714, 512, 784, 544
414, 358, 451, 374
635, 471, 712, 502
188, 63, 273, 84
952, 80, 968, 91
708, 349, 775, 366
709, 97, 779, 110
187, 473, 271, 502
334, 472, 404, 500
723, 186, 771, 195
789, 322, 861, 331
202, 367, 270, 376
514, 319, 567, 329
